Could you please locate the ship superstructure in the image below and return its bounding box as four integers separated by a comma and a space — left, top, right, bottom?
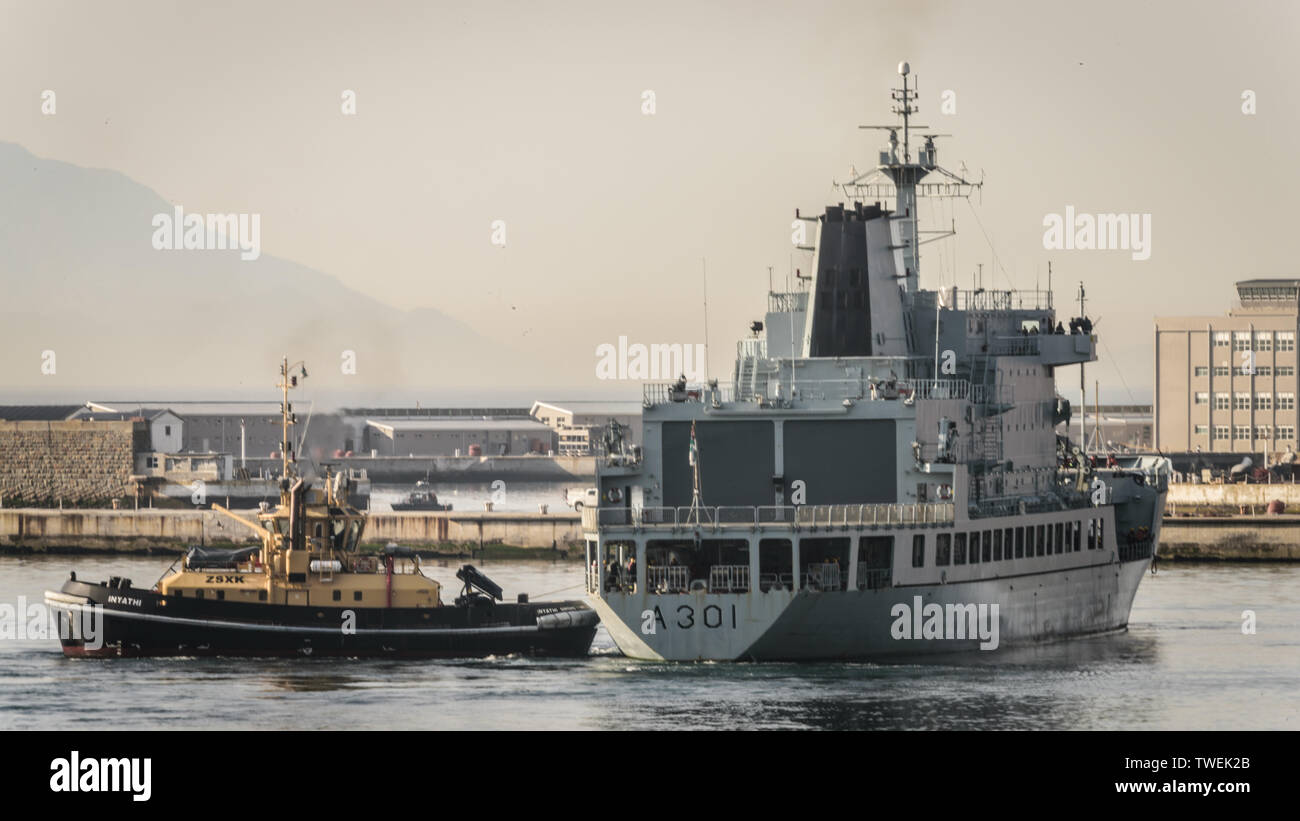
584, 64, 1169, 661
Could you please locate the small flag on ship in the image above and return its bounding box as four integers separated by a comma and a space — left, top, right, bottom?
689, 420, 698, 467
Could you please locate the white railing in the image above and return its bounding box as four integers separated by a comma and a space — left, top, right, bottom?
856, 563, 891, 590
803, 562, 842, 592
590, 503, 954, 531
907, 379, 985, 403
768, 291, 808, 313
643, 383, 734, 407
954, 289, 1053, 312
647, 565, 690, 593
737, 338, 766, 359
794, 503, 954, 527
708, 565, 750, 593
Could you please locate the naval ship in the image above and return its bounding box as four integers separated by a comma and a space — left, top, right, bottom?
584, 64, 1169, 661
45, 358, 598, 658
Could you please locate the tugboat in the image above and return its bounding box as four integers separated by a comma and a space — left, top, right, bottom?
44, 357, 597, 658
391, 479, 452, 511
583, 63, 1170, 661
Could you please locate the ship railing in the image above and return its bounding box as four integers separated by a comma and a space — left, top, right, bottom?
802, 562, 842, 592
989, 336, 1040, 357
737, 338, 766, 359
647, 566, 690, 593
1118, 538, 1155, 563
856, 564, 892, 591
953, 289, 1053, 312
795, 503, 955, 527
708, 565, 750, 593
906, 379, 985, 404
759, 572, 795, 592
590, 503, 955, 531
643, 382, 735, 408
768, 291, 809, 313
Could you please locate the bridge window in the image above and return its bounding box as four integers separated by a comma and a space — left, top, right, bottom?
953, 533, 967, 565
1036, 525, 1046, 556
800, 537, 848, 591
858, 536, 893, 590
603, 540, 637, 593
968, 532, 981, 564
993, 529, 1003, 561
759, 538, 793, 592
982, 531, 992, 563
911, 534, 926, 568
1055, 523, 1064, 554
1014, 527, 1025, 558
936, 533, 952, 566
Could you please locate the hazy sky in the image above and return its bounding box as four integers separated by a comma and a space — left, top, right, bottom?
3, 0, 1299, 402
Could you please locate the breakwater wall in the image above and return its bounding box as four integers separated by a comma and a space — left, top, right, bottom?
1167, 482, 1300, 512
0, 420, 141, 505
0, 508, 584, 554
1159, 515, 1300, 561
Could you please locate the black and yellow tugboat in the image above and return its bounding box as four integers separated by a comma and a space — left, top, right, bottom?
44, 358, 597, 659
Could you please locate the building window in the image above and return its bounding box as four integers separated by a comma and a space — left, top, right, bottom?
1233, 365, 1254, 376
1194, 392, 1209, 405
1194, 424, 1208, 435
1257, 366, 1272, 376
1213, 425, 1231, 440
1280, 393, 1295, 411
1279, 426, 1295, 441
1255, 426, 1272, 440
1255, 333, 1273, 352
1213, 366, 1230, 377
1194, 366, 1209, 377
1234, 393, 1251, 410
1256, 394, 1272, 410
1277, 331, 1296, 351
1214, 331, 1231, 347
1214, 393, 1230, 410
1278, 366, 1295, 377
1234, 426, 1251, 440
1233, 332, 1251, 351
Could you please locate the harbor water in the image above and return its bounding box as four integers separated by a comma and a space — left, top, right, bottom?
0, 556, 1295, 730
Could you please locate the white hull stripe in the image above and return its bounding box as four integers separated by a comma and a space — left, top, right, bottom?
43, 593, 556, 637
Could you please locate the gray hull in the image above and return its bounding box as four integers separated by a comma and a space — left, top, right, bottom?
592, 554, 1151, 661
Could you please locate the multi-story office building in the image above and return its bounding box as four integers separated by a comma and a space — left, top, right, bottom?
1155, 279, 1299, 455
